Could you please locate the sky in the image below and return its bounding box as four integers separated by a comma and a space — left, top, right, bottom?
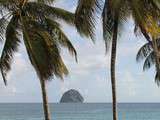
0, 0, 159, 103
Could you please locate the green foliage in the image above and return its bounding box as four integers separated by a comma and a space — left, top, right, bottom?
136, 42, 152, 62
136, 39, 160, 86
0, 17, 8, 41
45, 18, 77, 61
37, 0, 55, 4
0, 15, 20, 85
75, 0, 101, 40
99, 1, 160, 89
0, 0, 76, 85
102, 0, 160, 51
24, 2, 75, 25
22, 19, 68, 80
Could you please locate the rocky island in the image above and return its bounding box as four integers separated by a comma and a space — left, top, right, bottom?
60, 89, 84, 103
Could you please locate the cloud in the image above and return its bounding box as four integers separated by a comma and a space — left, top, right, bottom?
0, 1, 160, 103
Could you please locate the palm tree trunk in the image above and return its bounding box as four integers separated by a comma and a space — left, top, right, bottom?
20, 16, 51, 120
111, 17, 119, 120
40, 79, 51, 120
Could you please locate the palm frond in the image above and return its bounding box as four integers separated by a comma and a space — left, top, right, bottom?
0, 0, 12, 7
134, 21, 152, 43
102, 0, 114, 51
23, 17, 77, 62
155, 71, 160, 86
152, 0, 160, 10
45, 18, 77, 62
37, 30, 69, 79
0, 0, 18, 12
143, 51, 155, 71
0, 15, 20, 85
136, 42, 152, 62
75, 0, 101, 40
22, 18, 68, 81
24, 2, 75, 25
37, 0, 55, 4
0, 17, 8, 41
102, 0, 131, 51
131, 1, 149, 36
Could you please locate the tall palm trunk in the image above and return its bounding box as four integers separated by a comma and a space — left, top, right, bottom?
111, 17, 119, 120
21, 17, 51, 120
40, 79, 51, 120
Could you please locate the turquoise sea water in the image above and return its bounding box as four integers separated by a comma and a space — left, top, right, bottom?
0, 103, 160, 120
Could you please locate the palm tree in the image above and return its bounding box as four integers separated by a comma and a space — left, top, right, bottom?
102, 2, 160, 119
0, 0, 77, 120
75, 1, 160, 120
135, 1, 160, 86
102, 1, 138, 119
103, 1, 160, 119
136, 39, 160, 86
74, 1, 126, 119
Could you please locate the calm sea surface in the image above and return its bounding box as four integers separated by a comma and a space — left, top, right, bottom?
0, 103, 160, 120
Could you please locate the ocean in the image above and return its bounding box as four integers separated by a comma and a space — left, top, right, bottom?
0, 103, 159, 120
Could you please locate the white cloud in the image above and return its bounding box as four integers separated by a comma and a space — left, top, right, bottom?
0, 1, 159, 103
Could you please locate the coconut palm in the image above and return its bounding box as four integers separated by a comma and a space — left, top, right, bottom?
103, 1, 160, 119
75, 0, 160, 120
75, 1, 130, 120
135, 0, 160, 86
0, 0, 77, 120
103, 2, 160, 119
136, 39, 160, 86
102, 1, 131, 119
75, 1, 127, 119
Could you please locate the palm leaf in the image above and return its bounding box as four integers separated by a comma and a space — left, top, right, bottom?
143, 51, 155, 71
0, 15, 20, 85
134, 22, 152, 43
136, 42, 152, 62
37, 0, 55, 4
155, 71, 160, 86
75, 0, 101, 40
102, 0, 114, 51
45, 18, 77, 62
22, 18, 68, 80
24, 2, 75, 25
23, 17, 77, 62
102, 0, 131, 51
0, 17, 8, 41
0, 0, 18, 12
